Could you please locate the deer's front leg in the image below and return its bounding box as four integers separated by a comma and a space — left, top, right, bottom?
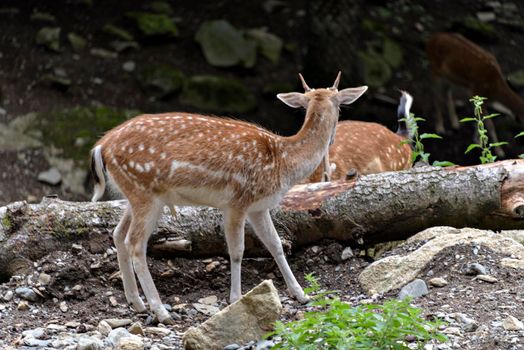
247, 210, 308, 303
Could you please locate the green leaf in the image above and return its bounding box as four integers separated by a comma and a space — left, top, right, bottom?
459, 117, 476, 123
126, 12, 178, 37
246, 28, 283, 64
103, 24, 134, 41
432, 160, 456, 167
180, 74, 256, 113
195, 20, 257, 68
413, 117, 426, 122
420, 133, 442, 140
515, 131, 524, 138
464, 143, 481, 154
483, 113, 500, 120
489, 142, 508, 147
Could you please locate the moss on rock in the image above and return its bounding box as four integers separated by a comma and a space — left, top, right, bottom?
180, 75, 256, 114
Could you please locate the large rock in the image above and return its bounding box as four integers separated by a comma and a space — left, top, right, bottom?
358, 227, 524, 294
180, 75, 256, 114
183, 280, 282, 350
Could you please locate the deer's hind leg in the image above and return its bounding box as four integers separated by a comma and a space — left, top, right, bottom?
113, 206, 146, 312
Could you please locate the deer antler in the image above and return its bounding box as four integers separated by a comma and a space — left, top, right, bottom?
330, 71, 342, 90
298, 73, 311, 92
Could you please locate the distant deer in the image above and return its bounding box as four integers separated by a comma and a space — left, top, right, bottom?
90, 72, 367, 323
307, 91, 414, 182
427, 32, 524, 155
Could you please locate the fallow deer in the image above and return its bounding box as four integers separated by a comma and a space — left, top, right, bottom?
427, 32, 524, 156
307, 91, 414, 182
90, 72, 368, 323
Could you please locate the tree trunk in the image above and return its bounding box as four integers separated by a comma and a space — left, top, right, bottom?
1, 160, 523, 279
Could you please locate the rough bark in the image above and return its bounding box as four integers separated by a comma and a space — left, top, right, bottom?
1, 160, 523, 279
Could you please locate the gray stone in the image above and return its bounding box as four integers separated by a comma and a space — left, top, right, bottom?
123, 61, 136, 72
103, 318, 133, 328
429, 277, 448, 287
116, 336, 144, 350
451, 313, 478, 332
15, 287, 38, 302
476, 274, 498, 283
500, 258, 524, 269
17, 300, 29, 310
23, 337, 50, 347
144, 327, 171, 337
256, 339, 275, 349
341, 246, 354, 261
98, 320, 112, 336
22, 327, 45, 339
183, 280, 282, 350
193, 303, 220, 316
37, 167, 62, 185
128, 322, 144, 336
477, 11, 496, 22
2, 290, 13, 301
59, 301, 68, 312
465, 263, 487, 275
77, 337, 103, 350
224, 344, 240, 350
398, 279, 428, 299
359, 227, 524, 294
198, 295, 218, 305
503, 315, 524, 331
38, 272, 51, 285
107, 328, 132, 347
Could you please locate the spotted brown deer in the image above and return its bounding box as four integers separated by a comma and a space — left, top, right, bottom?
307, 91, 414, 182
427, 32, 524, 157
90, 72, 367, 323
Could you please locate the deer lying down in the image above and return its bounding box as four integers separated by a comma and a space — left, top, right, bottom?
90, 72, 367, 323
306, 91, 414, 183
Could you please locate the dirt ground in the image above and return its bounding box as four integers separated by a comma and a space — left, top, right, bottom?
1, 236, 524, 349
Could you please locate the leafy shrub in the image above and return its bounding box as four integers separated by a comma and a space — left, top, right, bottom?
399, 114, 453, 167
267, 275, 447, 349
460, 96, 507, 164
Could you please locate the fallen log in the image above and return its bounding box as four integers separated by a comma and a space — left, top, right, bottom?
1, 159, 523, 279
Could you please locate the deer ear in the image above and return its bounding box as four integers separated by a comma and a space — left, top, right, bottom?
336, 86, 368, 105
277, 92, 309, 108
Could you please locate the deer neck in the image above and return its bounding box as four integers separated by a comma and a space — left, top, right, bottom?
280, 100, 338, 185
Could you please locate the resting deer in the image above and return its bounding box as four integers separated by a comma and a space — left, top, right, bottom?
427, 32, 524, 156
90, 72, 368, 323
307, 91, 414, 182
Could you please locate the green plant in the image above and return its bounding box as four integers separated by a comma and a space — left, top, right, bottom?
460, 96, 507, 164
266, 276, 447, 349
515, 131, 524, 159
400, 114, 453, 167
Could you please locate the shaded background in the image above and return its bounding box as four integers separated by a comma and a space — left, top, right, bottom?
0, 0, 523, 205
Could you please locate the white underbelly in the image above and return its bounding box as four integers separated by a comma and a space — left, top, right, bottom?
247, 189, 287, 212
161, 186, 234, 209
